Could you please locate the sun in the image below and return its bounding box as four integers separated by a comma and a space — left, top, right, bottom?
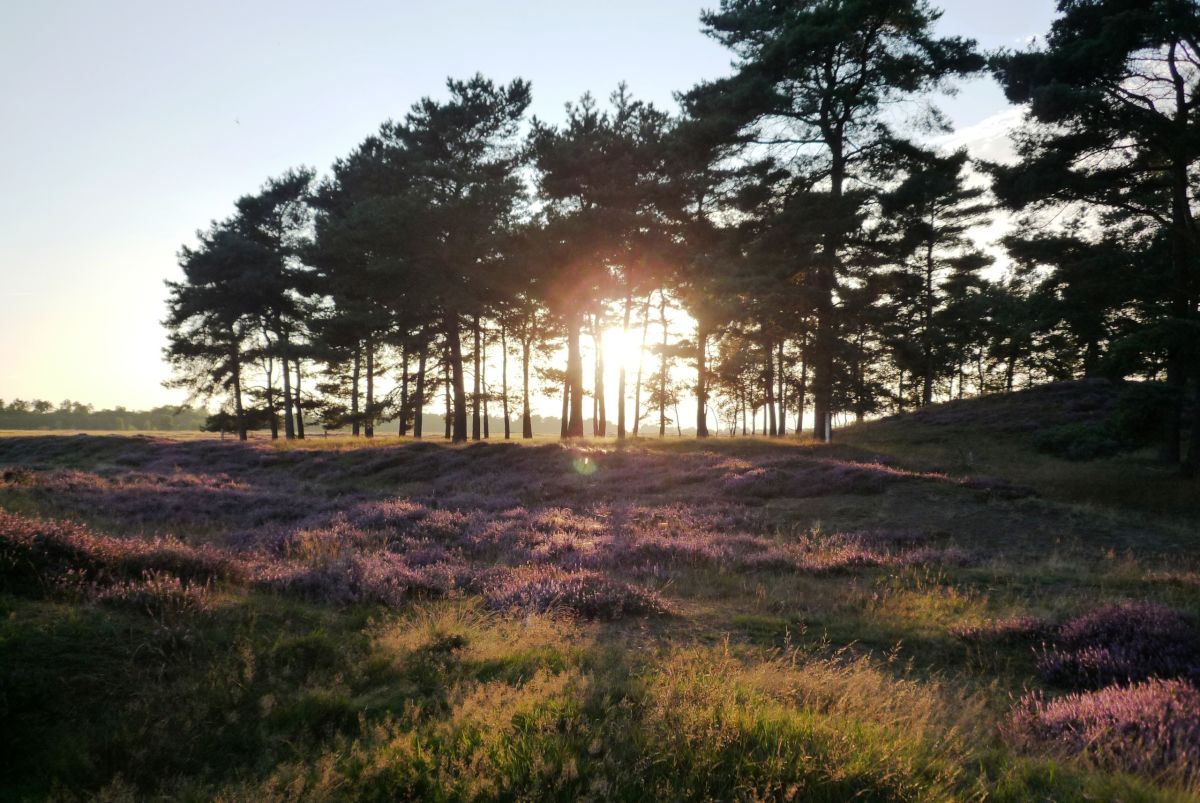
601, 325, 649, 376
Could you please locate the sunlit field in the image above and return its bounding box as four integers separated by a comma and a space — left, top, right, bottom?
2, 383, 1198, 802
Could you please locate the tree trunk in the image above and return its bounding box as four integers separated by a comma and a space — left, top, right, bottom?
472, 316, 481, 441
351, 346, 361, 437
695, 324, 709, 437
522, 338, 533, 439
414, 345, 426, 439
443, 347, 452, 440
618, 292, 632, 440
399, 345, 409, 436
560, 376, 570, 438
633, 293, 652, 437
777, 340, 786, 437
482, 325, 490, 439
231, 342, 247, 441
280, 337, 295, 440
796, 343, 808, 437
265, 356, 278, 440
293, 357, 305, 439
811, 146, 845, 443
594, 315, 606, 436
446, 316, 468, 443
922, 234, 936, 406
501, 323, 510, 440
364, 344, 375, 438
565, 312, 585, 438
658, 293, 668, 438
764, 338, 777, 437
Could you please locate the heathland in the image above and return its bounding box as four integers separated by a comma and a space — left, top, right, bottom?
1, 381, 1198, 801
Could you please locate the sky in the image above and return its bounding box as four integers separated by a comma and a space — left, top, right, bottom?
0, 0, 1057, 413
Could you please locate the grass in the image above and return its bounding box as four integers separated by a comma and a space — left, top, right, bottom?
1, 382, 1198, 801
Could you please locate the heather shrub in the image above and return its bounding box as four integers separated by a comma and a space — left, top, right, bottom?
1037, 602, 1200, 689
0, 510, 236, 595
253, 552, 460, 607
94, 570, 214, 619
1006, 679, 1200, 786
485, 568, 668, 620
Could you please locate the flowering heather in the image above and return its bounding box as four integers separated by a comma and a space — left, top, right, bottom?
1006, 679, 1200, 785
484, 567, 669, 620
719, 459, 914, 498
0, 466, 313, 530
94, 569, 214, 619
0, 510, 238, 595
1037, 602, 1200, 689
249, 551, 484, 607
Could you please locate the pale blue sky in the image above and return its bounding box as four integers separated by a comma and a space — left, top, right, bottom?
0, 0, 1056, 410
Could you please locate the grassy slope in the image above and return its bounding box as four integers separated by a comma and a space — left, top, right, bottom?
1, 382, 1198, 802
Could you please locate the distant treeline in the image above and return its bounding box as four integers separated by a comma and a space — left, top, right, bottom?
0, 400, 210, 432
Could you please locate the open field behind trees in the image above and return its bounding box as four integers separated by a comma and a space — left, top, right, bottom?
1, 381, 1198, 801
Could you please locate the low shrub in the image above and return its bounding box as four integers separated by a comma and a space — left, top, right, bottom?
485, 568, 669, 620
1036, 602, 1200, 689
1006, 679, 1200, 785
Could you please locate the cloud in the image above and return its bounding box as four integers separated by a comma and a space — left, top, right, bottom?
932, 106, 1024, 165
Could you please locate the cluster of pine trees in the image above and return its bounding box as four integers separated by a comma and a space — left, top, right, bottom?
164, 0, 1200, 472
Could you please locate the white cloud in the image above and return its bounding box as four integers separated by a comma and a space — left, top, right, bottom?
931, 106, 1025, 165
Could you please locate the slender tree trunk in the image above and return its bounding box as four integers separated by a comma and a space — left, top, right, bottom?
1164, 154, 1194, 466
796, 343, 808, 437
591, 314, 598, 437
446, 316, 468, 443
414, 345, 426, 439
351, 346, 361, 437
280, 336, 295, 440
522, 338, 533, 439
764, 338, 777, 437
777, 340, 786, 437
566, 312, 585, 438
472, 316, 481, 441
740, 391, 747, 436
674, 400, 682, 437
444, 347, 452, 440
365, 344, 375, 438
696, 324, 709, 437
399, 345, 409, 436
501, 323, 510, 440
922, 234, 936, 406
594, 315, 606, 437
482, 326, 490, 439
560, 376, 570, 438
265, 356, 278, 440
231, 342, 247, 441
618, 292, 632, 440
633, 293, 652, 437
811, 147, 845, 443
293, 358, 305, 439
658, 294, 668, 437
